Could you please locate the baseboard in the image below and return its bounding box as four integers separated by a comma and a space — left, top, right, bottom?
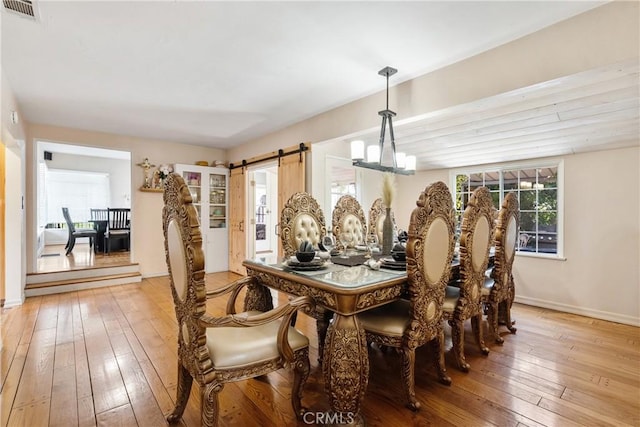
141, 272, 169, 278
515, 295, 640, 327
3, 297, 25, 308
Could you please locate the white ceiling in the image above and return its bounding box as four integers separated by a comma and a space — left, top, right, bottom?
2, 0, 613, 156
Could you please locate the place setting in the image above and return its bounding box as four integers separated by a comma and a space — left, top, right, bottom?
379, 242, 407, 271
281, 240, 330, 272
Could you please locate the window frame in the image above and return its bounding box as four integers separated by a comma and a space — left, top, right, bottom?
450, 160, 564, 259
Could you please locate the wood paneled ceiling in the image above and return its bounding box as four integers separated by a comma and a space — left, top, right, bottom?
354, 60, 639, 170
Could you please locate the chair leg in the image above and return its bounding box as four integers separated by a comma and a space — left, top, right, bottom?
487, 301, 503, 344
430, 330, 451, 386
449, 318, 469, 372
200, 382, 223, 427
400, 347, 420, 410
66, 236, 76, 256
471, 314, 490, 355
166, 363, 193, 423
291, 348, 310, 419
315, 308, 333, 364
500, 299, 517, 334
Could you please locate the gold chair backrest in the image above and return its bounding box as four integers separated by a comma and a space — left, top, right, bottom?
280, 192, 327, 256
332, 195, 366, 250
368, 198, 396, 243
405, 181, 456, 339
459, 187, 494, 307
162, 173, 210, 377
492, 192, 519, 296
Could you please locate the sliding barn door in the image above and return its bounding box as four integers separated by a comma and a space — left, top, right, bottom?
277, 151, 306, 257
228, 167, 246, 275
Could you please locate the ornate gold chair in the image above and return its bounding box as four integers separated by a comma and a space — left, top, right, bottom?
443, 186, 494, 372
368, 197, 396, 244
280, 192, 327, 256
162, 174, 314, 426
332, 195, 367, 251
483, 192, 519, 343
280, 192, 332, 362
358, 182, 455, 410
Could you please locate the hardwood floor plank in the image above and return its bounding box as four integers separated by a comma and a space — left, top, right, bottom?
6, 398, 50, 427
0, 342, 29, 427
95, 403, 138, 427
49, 365, 79, 426
116, 352, 167, 427
12, 328, 56, 408
2, 274, 638, 427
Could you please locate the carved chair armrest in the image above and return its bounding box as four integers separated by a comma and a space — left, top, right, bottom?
205, 276, 256, 315
198, 295, 315, 362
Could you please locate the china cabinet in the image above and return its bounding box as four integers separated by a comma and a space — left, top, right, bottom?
174, 164, 229, 272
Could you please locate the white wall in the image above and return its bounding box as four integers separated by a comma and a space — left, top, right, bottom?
1, 69, 27, 306
43, 151, 131, 209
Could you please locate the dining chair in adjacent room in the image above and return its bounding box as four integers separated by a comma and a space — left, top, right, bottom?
368, 197, 397, 244
482, 192, 519, 343
62, 207, 97, 256
280, 192, 332, 363
443, 186, 494, 372
332, 194, 367, 251
104, 208, 131, 253
90, 208, 109, 221
162, 173, 314, 427
358, 181, 455, 410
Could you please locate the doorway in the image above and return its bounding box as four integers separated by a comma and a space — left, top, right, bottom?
248, 164, 278, 259
35, 141, 132, 273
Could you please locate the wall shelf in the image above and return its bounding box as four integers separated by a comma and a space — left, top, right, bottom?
139, 187, 163, 193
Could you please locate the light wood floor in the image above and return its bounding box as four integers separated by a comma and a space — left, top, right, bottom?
2, 272, 639, 426
37, 244, 132, 273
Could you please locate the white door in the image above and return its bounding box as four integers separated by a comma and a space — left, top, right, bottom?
248, 164, 278, 259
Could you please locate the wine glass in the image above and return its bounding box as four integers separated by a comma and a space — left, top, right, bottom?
365, 234, 379, 258
321, 233, 336, 263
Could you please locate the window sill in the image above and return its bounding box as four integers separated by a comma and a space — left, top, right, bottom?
516, 251, 566, 261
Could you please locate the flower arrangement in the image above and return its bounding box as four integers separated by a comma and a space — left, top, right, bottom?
158, 164, 173, 180
382, 172, 396, 208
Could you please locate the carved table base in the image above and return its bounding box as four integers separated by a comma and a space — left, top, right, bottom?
322, 314, 369, 423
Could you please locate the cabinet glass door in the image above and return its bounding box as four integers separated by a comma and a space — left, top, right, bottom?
182, 171, 202, 219
209, 173, 226, 229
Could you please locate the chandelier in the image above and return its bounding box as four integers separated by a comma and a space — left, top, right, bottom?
350, 66, 416, 175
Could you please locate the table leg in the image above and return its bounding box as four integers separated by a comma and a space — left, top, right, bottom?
322, 313, 369, 426
243, 281, 274, 312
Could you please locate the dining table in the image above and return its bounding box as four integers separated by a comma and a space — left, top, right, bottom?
243, 254, 409, 426
88, 219, 108, 253
243, 248, 494, 425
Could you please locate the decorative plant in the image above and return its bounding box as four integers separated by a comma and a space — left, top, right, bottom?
381, 173, 396, 255
382, 172, 396, 208
158, 164, 173, 180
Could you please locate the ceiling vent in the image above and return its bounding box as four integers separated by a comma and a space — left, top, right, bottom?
3, 0, 36, 19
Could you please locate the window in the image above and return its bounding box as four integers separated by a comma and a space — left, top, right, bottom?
326, 157, 358, 216
453, 163, 561, 256
46, 169, 110, 224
